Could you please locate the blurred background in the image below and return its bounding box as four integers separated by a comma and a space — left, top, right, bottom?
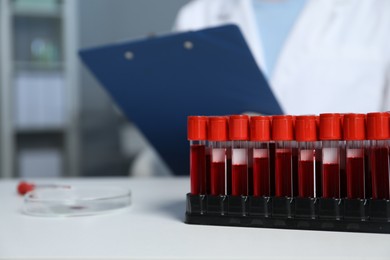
0, 0, 190, 178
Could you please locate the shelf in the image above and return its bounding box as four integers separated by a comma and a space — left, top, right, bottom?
15, 127, 65, 135
12, 8, 62, 18
14, 60, 64, 71
1, 0, 79, 178
11, 2, 63, 18
12, 12, 63, 63
15, 127, 66, 149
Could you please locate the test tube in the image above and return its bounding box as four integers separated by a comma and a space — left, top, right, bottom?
344, 113, 366, 199
205, 141, 211, 194
226, 145, 232, 195
320, 113, 342, 198
367, 112, 390, 200
291, 116, 299, 197
250, 116, 271, 196
315, 116, 323, 197
339, 114, 347, 198
295, 115, 317, 198
272, 115, 294, 197
187, 116, 208, 195
269, 140, 276, 196
229, 115, 249, 196
364, 137, 372, 199
208, 116, 229, 195
248, 141, 254, 196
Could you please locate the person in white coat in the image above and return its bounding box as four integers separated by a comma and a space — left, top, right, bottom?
131, 0, 390, 176
174, 0, 390, 115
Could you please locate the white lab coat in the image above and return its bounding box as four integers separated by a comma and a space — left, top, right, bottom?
174, 0, 390, 114
131, 0, 390, 176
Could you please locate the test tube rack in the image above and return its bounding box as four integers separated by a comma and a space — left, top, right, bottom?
185, 194, 390, 234
185, 113, 390, 233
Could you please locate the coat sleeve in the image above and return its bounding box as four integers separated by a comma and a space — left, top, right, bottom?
381, 3, 390, 112
172, 0, 208, 32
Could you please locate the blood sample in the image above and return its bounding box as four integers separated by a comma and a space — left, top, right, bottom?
339, 114, 347, 198
295, 115, 317, 198
229, 115, 249, 196
367, 112, 390, 200
250, 116, 271, 196
291, 116, 299, 197
208, 116, 229, 195
343, 113, 366, 199
226, 147, 232, 195
248, 146, 254, 196
315, 115, 322, 197
315, 145, 322, 197
205, 147, 211, 194
292, 141, 299, 197
272, 115, 294, 197
364, 139, 372, 198
320, 113, 342, 198
268, 141, 276, 196
188, 116, 208, 195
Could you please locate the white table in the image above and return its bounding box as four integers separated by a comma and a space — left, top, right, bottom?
1, 177, 390, 259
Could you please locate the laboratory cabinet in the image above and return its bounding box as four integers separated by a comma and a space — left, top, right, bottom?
0, 0, 80, 178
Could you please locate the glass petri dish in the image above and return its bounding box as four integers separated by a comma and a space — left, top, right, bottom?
23, 186, 131, 217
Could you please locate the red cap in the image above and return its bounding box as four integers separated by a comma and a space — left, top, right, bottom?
250, 116, 271, 141
343, 113, 366, 140
187, 116, 208, 140
295, 115, 317, 141
229, 115, 249, 140
319, 113, 342, 140
272, 115, 294, 141
208, 116, 228, 141
366, 112, 389, 140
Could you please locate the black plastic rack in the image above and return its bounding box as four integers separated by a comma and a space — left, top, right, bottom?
185, 194, 390, 233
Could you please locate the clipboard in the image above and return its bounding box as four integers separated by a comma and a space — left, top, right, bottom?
79, 24, 283, 175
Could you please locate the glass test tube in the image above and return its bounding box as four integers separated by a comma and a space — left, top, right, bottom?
250, 116, 271, 196
229, 115, 249, 196
269, 141, 276, 196
315, 116, 323, 197
248, 142, 254, 196
205, 144, 211, 194
320, 113, 342, 198
226, 146, 232, 195
344, 114, 366, 199
367, 112, 390, 200
292, 140, 299, 197
208, 116, 229, 195
295, 115, 317, 198
272, 115, 294, 197
187, 116, 208, 195
364, 139, 372, 198
339, 114, 347, 198
291, 116, 299, 197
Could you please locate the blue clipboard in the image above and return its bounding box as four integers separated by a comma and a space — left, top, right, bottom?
79, 24, 283, 175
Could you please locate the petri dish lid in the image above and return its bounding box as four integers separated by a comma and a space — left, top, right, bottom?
23, 186, 131, 217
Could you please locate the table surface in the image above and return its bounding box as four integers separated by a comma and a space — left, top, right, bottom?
1, 177, 390, 259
